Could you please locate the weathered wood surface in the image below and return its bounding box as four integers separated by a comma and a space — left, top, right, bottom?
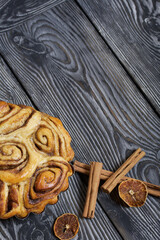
0, 57, 33, 105
0, 0, 160, 239
0, 56, 122, 240
0, 0, 65, 32
77, 0, 160, 115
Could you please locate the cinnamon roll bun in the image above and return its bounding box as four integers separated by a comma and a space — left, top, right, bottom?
0, 101, 74, 219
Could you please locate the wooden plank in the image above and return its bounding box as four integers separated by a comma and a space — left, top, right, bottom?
0, 0, 159, 239
0, 56, 33, 106
77, 0, 160, 115
0, 0, 65, 33
0, 60, 122, 238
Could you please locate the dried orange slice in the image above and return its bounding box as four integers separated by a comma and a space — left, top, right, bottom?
53, 213, 79, 240
118, 179, 148, 207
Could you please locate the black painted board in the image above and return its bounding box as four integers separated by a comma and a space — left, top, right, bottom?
77, 0, 160, 115
0, 0, 65, 32
0, 0, 160, 239
99, 193, 146, 240
0, 56, 33, 106
0, 58, 122, 239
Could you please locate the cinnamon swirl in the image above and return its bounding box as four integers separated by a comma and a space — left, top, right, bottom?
0, 101, 74, 219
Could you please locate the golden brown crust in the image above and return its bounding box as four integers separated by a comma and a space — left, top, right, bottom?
0, 101, 74, 219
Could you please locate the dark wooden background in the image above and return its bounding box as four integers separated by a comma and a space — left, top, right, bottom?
0, 0, 159, 239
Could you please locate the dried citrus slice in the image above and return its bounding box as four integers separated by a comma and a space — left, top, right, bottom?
53, 213, 79, 240
118, 179, 148, 207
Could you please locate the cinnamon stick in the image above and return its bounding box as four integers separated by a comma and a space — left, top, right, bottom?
74, 160, 160, 197
101, 148, 145, 193
83, 162, 103, 218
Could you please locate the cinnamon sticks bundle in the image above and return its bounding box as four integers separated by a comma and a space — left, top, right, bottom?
74, 149, 160, 219
74, 160, 160, 197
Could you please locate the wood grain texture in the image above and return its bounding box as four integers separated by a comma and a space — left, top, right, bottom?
0, 59, 121, 238
0, 0, 159, 239
0, 56, 33, 106
77, 0, 160, 115
0, 0, 65, 33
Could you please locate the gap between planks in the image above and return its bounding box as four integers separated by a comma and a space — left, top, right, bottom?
75, 0, 160, 118
0, 54, 38, 110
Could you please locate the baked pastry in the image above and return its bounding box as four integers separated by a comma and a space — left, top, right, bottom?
0, 101, 74, 219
